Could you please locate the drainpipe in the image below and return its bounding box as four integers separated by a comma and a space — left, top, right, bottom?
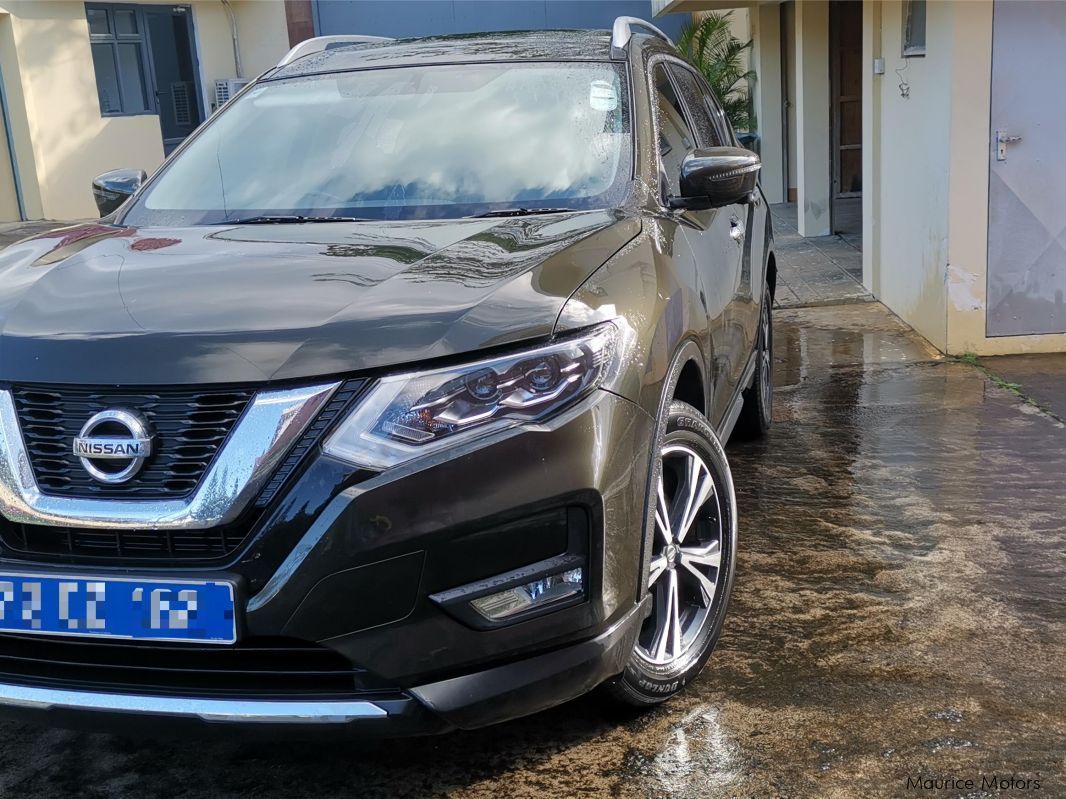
0, 56, 26, 221
220, 0, 243, 78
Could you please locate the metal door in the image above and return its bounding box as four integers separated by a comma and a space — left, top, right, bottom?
987, 1, 1066, 336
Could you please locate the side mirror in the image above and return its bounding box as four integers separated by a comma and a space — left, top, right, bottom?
672, 147, 761, 210
92, 168, 147, 217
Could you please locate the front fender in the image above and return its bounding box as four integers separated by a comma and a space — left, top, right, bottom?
554, 218, 709, 421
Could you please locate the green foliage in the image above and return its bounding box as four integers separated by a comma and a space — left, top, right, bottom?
677, 12, 756, 133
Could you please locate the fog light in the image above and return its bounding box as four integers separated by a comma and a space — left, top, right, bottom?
469, 568, 584, 622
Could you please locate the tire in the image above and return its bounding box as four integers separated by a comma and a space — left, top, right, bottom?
605, 400, 737, 707
734, 286, 774, 439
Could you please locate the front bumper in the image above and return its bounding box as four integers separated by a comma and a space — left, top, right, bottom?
0, 389, 656, 734
0, 595, 649, 736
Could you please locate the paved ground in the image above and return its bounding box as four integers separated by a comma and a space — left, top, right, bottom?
771, 203, 871, 309
977, 353, 1066, 422
0, 220, 69, 247
1, 301, 1062, 798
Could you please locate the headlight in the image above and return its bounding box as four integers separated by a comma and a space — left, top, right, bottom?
323, 323, 618, 470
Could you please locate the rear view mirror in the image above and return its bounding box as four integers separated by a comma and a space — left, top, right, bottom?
92, 168, 147, 217
671, 147, 760, 210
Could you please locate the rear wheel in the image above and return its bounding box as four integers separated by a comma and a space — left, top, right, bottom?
735, 286, 773, 438
606, 401, 737, 706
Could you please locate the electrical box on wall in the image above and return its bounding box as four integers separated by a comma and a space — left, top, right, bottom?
873, 57, 886, 75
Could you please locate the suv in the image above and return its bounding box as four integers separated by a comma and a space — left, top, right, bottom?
0, 19, 774, 734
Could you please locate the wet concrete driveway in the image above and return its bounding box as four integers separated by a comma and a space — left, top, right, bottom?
2, 302, 1064, 798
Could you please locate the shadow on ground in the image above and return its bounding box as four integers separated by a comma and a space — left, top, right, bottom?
2, 303, 1064, 798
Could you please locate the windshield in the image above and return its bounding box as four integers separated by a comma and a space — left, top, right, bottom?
123, 62, 631, 225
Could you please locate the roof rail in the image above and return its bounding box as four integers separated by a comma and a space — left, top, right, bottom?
610, 16, 675, 59
277, 35, 394, 67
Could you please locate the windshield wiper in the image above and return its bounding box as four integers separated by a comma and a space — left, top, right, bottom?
471, 208, 578, 219
220, 215, 371, 225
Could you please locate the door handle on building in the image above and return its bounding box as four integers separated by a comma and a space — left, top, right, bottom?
996, 130, 1022, 162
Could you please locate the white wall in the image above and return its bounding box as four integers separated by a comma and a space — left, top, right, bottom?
865, 0, 952, 351
751, 2, 783, 203
782, 1, 796, 199
793, 0, 830, 236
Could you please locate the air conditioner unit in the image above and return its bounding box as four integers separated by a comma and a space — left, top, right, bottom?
213, 78, 251, 111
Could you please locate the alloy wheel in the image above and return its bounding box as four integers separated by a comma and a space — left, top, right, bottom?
636, 442, 724, 666
759, 301, 773, 415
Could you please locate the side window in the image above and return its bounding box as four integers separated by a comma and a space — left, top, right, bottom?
652, 64, 695, 199
667, 65, 725, 149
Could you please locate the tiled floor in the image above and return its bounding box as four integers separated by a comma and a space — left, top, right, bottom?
770, 202, 870, 308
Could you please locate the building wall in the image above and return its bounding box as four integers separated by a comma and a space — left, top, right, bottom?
864, 0, 953, 351
782, 1, 796, 199
0, 73, 19, 222
940, 3, 1066, 355
0, 0, 288, 221
864, 0, 1066, 355
314, 0, 691, 39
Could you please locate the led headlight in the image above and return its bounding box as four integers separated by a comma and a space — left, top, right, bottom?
324, 322, 618, 470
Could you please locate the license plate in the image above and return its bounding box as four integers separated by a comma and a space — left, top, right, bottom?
0, 573, 237, 644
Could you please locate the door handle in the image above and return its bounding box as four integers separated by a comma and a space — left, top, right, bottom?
996, 130, 1022, 162
729, 217, 745, 242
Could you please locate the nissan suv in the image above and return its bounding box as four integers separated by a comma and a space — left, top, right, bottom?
0, 19, 774, 735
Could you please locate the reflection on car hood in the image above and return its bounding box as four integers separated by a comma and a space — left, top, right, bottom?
0, 212, 639, 385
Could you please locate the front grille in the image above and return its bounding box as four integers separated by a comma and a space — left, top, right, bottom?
0, 634, 362, 698
11, 385, 255, 499
0, 520, 253, 562
1, 379, 367, 566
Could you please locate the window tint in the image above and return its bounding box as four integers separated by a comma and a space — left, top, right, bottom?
652, 65, 695, 198
667, 65, 725, 148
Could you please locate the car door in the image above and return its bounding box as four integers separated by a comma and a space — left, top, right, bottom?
673, 64, 767, 379
652, 62, 745, 428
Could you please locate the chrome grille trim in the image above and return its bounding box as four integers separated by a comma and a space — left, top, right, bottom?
0, 383, 339, 531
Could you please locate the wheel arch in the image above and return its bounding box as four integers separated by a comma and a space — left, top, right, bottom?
635, 339, 708, 603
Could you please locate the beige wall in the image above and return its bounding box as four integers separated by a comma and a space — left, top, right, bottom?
0, 0, 287, 220
939, 3, 1066, 355
0, 77, 19, 222
0, 1, 165, 220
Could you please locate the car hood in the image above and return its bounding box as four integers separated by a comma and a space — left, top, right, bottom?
0, 212, 639, 385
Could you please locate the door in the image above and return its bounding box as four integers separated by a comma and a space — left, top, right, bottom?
987, 1, 1066, 336
651, 63, 745, 427
143, 6, 204, 154
669, 63, 764, 381
830, 0, 862, 234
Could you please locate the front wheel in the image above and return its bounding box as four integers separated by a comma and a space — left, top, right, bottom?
605, 400, 737, 706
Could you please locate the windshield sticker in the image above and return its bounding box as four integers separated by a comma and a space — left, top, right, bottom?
590, 80, 618, 112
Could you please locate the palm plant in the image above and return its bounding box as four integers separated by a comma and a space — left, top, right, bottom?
678, 12, 756, 133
